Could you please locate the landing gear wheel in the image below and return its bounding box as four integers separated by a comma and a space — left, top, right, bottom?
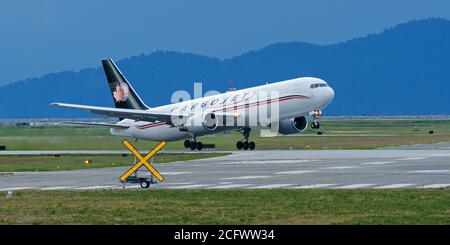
196, 142, 203, 150
140, 181, 150, 189
242, 141, 249, 150
184, 140, 191, 148
236, 128, 254, 150
311, 122, 320, 129
190, 142, 197, 150
249, 141, 255, 150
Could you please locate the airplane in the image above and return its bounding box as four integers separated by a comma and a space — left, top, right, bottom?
51, 59, 334, 150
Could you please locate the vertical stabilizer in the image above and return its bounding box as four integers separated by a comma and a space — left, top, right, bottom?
102, 58, 149, 110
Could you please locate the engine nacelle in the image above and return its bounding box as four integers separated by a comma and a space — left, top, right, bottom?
202, 112, 218, 131
182, 112, 219, 134
270, 116, 308, 135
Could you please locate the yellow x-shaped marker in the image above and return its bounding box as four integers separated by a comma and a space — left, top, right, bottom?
119, 139, 167, 182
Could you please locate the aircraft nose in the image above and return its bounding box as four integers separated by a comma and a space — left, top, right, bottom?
327, 86, 335, 102
318, 86, 334, 108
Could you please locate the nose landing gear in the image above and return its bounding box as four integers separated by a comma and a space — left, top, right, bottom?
310, 109, 322, 129
236, 128, 255, 150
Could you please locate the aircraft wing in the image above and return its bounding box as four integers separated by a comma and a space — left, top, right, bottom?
51, 102, 190, 123
59, 121, 130, 129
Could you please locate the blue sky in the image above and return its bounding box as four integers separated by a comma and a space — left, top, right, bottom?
1, 0, 449, 85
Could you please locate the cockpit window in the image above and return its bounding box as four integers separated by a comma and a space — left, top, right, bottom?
310, 83, 328, 89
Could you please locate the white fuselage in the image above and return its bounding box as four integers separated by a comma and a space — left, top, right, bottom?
111, 77, 334, 141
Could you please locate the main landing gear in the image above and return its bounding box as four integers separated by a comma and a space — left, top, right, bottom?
236, 128, 255, 150
311, 109, 322, 129
184, 139, 203, 151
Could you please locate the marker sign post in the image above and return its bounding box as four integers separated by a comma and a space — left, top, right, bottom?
119, 139, 166, 182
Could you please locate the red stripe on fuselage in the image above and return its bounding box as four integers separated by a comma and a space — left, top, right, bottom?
136, 95, 307, 130
137, 122, 166, 129
221, 95, 306, 112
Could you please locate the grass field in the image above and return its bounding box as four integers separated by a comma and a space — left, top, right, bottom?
0, 153, 228, 172
0, 120, 449, 225
0, 189, 449, 224
1, 119, 450, 150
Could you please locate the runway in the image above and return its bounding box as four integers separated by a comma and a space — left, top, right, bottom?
1, 149, 450, 190
0, 150, 231, 155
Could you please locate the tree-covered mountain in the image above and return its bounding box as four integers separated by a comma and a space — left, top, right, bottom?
1, 18, 450, 118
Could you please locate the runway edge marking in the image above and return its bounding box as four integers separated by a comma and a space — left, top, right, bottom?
247, 184, 295, 189
333, 183, 377, 189
420, 184, 450, 188
166, 184, 210, 189
374, 183, 415, 189
292, 184, 337, 189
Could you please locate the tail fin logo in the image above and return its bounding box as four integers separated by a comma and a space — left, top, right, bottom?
113, 82, 130, 103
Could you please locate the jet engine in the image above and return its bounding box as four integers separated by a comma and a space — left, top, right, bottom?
270, 116, 308, 135
182, 112, 219, 134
